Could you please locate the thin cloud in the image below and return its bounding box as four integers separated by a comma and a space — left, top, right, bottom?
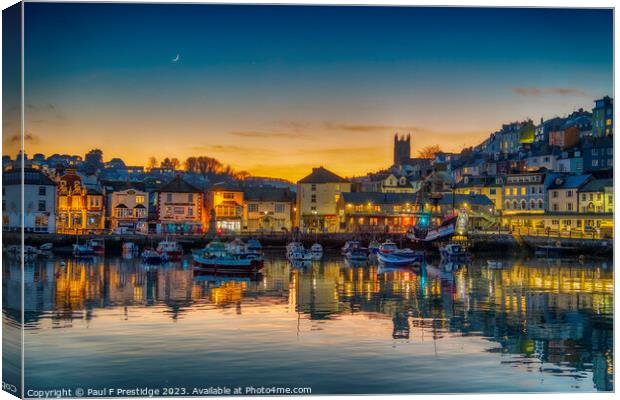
4, 131, 39, 144
512, 87, 587, 97
322, 122, 426, 133
229, 131, 307, 139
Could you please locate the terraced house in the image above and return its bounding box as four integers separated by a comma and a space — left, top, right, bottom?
154, 176, 204, 234
56, 169, 105, 234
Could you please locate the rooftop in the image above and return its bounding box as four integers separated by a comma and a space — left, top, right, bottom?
298, 167, 348, 184
157, 175, 202, 193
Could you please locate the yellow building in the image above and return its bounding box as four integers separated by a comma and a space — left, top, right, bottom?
297, 167, 351, 232
56, 169, 105, 234
206, 185, 244, 233
547, 175, 591, 213
454, 175, 503, 210
242, 187, 294, 232
579, 178, 613, 213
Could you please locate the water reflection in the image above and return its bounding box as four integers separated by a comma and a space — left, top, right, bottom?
3, 253, 613, 393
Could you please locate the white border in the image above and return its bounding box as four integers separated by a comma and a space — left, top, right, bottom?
0, 2, 616, 400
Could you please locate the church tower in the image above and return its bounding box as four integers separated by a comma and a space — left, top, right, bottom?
393, 133, 411, 166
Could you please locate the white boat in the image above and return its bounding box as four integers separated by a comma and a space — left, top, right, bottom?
341, 240, 360, 255
345, 247, 368, 262
378, 240, 398, 254
142, 248, 168, 264
157, 240, 183, 260
39, 243, 53, 251
310, 243, 323, 260
122, 242, 139, 258
73, 243, 95, 257
286, 242, 305, 259
247, 239, 262, 252
378, 247, 424, 267
88, 239, 105, 255
289, 249, 313, 262
439, 243, 470, 260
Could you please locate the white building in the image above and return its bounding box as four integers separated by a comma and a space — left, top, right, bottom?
296, 167, 351, 232
3, 167, 57, 233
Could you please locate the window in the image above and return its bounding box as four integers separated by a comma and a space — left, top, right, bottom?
530, 187, 536, 194
188, 207, 193, 217
608, 195, 613, 204
607, 148, 613, 155
581, 194, 586, 201
591, 149, 598, 156
223, 192, 234, 199
521, 187, 526, 195
166, 193, 173, 202
552, 191, 558, 198
505, 200, 510, 209
567, 190, 573, 198
311, 194, 316, 203
489, 188, 496, 195
136, 195, 145, 204
530, 200, 535, 209
38, 200, 46, 211
552, 204, 559, 211
188, 193, 194, 202
248, 203, 258, 212
39, 186, 46, 196
592, 160, 599, 167
275, 204, 285, 213
567, 203, 573, 211
505, 188, 510, 196
538, 199, 543, 209
597, 193, 602, 201
311, 184, 317, 191
512, 188, 517, 196
520, 200, 526, 209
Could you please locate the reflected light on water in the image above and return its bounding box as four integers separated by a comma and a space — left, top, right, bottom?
2, 252, 614, 393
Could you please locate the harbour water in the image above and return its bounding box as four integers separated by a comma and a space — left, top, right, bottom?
3, 252, 614, 394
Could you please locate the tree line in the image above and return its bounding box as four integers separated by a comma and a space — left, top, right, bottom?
147, 156, 249, 180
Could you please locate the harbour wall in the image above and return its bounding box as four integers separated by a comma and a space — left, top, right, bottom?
4, 232, 612, 257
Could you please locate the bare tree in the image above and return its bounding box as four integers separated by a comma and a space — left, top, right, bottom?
147, 156, 158, 171
417, 145, 442, 159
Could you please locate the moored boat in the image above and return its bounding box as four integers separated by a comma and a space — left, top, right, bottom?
157, 239, 183, 260
341, 240, 360, 255
286, 242, 305, 259
122, 242, 139, 258
439, 242, 470, 261
289, 248, 313, 262
192, 241, 263, 272
88, 239, 105, 255
310, 243, 323, 260
345, 246, 368, 262
378, 240, 398, 254
247, 239, 262, 252
368, 240, 381, 254
535, 242, 578, 257
141, 248, 168, 264
73, 243, 95, 257
378, 246, 424, 267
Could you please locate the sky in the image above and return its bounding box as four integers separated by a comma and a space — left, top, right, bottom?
8, 4, 614, 181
